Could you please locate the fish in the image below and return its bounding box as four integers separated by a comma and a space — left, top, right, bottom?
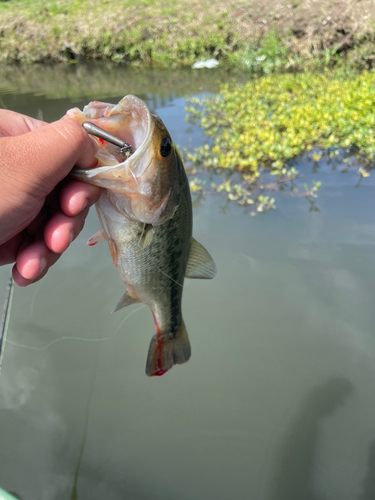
66, 95, 216, 376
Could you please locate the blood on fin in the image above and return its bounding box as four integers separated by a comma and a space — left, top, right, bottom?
87, 230, 105, 247
146, 320, 191, 377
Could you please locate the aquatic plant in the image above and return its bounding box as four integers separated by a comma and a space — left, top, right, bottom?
186, 71, 375, 174
186, 70, 375, 210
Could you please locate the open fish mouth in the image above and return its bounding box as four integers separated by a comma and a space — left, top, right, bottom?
67, 95, 155, 180
67, 94, 178, 225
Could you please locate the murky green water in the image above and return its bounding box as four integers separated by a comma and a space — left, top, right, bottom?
1, 64, 375, 500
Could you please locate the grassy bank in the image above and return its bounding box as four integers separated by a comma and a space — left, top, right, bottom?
0, 0, 375, 70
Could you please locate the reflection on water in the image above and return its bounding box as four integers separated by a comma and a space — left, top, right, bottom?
1, 65, 375, 499
0, 63, 242, 112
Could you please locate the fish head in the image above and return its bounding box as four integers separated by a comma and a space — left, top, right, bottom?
68, 95, 184, 225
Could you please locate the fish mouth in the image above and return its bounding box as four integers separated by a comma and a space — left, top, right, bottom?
69, 95, 155, 190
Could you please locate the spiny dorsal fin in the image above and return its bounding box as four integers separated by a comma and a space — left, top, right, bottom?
185, 238, 217, 279
135, 226, 154, 257
112, 291, 139, 313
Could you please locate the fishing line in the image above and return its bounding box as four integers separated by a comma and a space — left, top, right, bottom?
70, 340, 100, 500
29, 282, 42, 317
0, 270, 14, 373
7, 305, 146, 353
127, 159, 148, 251
152, 263, 183, 288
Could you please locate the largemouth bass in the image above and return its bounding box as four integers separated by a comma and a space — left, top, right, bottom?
66, 95, 216, 377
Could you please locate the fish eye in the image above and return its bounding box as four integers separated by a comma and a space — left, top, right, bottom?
160, 137, 172, 157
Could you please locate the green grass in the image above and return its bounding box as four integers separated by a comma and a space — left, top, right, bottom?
0, 0, 375, 69
0, 0, 237, 65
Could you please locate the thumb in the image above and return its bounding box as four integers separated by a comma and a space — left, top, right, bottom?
0, 119, 98, 245
0, 118, 98, 200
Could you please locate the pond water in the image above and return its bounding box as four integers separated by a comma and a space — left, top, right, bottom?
1, 64, 375, 500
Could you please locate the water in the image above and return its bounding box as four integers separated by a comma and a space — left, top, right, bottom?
1, 64, 375, 500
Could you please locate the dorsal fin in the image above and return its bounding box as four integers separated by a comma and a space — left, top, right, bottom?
185, 238, 217, 279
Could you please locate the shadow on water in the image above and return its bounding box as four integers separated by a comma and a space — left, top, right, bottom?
359, 441, 375, 500
269, 377, 353, 500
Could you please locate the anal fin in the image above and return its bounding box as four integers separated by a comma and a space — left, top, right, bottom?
185, 237, 217, 279
112, 291, 140, 313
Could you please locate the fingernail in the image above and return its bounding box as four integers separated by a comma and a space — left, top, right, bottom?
68, 194, 87, 214
69, 230, 74, 244
21, 257, 48, 280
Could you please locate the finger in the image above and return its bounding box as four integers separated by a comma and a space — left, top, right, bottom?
12, 263, 49, 287
0, 119, 98, 244
13, 240, 61, 285
44, 208, 89, 254
0, 233, 24, 266
60, 180, 101, 217
0, 110, 47, 137
26, 206, 50, 238
0, 118, 98, 199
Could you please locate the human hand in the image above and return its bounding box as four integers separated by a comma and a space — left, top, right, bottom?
0, 110, 101, 286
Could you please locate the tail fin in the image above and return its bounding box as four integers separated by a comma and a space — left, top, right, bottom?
146, 321, 191, 377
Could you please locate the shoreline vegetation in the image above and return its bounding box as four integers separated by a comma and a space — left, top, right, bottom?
0, 0, 374, 71
1, 0, 375, 213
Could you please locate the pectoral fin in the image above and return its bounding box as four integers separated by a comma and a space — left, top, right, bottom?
112, 291, 140, 313
135, 226, 154, 256
185, 238, 217, 279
